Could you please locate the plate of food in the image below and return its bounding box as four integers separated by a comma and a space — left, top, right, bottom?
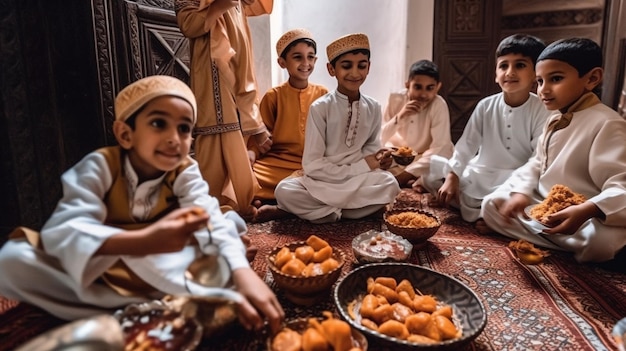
14, 315, 124, 351
519, 184, 587, 234
333, 263, 486, 350
352, 230, 413, 264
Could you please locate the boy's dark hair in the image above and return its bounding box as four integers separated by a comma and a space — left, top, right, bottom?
330, 49, 370, 67
280, 38, 317, 59
408, 60, 439, 81
536, 38, 602, 77
495, 34, 546, 66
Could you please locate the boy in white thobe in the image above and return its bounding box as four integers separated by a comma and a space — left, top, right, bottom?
275, 33, 400, 223
381, 59, 454, 188
422, 34, 550, 225
482, 38, 626, 263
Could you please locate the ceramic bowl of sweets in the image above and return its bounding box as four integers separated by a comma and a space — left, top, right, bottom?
267, 311, 368, 351
352, 230, 413, 264
391, 146, 418, 166
334, 263, 487, 351
267, 235, 345, 306
384, 208, 441, 248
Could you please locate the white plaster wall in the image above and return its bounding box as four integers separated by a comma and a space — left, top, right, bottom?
249, 0, 434, 108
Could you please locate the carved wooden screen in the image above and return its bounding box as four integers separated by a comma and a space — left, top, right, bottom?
433, 0, 502, 143
93, 0, 190, 145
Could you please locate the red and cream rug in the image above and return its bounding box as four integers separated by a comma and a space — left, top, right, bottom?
1, 190, 625, 350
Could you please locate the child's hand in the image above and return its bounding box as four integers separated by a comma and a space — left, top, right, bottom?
543, 201, 603, 235
146, 207, 210, 253
496, 193, 529, 219
247, 150, 257, 165
232, 268, 285, 334
398, 100, 423, 119
98, 207, 209, 256
438, 172, 460, 206
366, 149, 393, 170
253, 132, 273, 154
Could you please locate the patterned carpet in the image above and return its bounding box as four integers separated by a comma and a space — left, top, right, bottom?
1, 190, 625, 350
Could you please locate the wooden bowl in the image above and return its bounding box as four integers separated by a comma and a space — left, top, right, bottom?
384, 208, 441, 248
267, 241, 345, 305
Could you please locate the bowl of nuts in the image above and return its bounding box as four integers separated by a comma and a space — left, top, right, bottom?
384, 208, 441, 248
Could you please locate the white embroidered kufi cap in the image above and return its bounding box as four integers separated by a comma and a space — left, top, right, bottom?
115, 75, 197, 123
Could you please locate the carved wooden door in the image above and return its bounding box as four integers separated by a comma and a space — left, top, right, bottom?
433, 0, 502, 143
93, 0, 190, 144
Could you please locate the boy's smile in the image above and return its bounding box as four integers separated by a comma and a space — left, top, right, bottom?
495, 53, 536, 104
327, 52, 370, 101
279, 42, 317, 89
121, 96, 194, 182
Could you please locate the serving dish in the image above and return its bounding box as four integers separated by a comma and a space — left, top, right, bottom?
384, 208, 441, 248
352, 230, 413, 264
267, 240, 345, 305
391, 151, 418, 166
266, 316, 368, 351
333, 263, 487, 350
114, 299, 203, 351
14, 315, 123, 351
518, 205, 551, 234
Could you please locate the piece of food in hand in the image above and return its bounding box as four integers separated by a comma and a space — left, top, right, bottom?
180, 206, 206, 221
508, 240, 550, 265
529, 184, 586, 224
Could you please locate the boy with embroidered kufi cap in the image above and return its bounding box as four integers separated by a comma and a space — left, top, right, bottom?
274, 33, 400, 224
250, 28, 328, 222
0, 75, 285, 333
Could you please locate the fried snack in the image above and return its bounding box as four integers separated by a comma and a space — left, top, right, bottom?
395, 146, 414, 156
530, 184, 586, 224
349, 276, 462, 344
378, 320, 410, 339
295, 246, 315, 264
306, 235, 330, 251
508, 240, 550, 265
271, 312, 362, 351
386, 212, 439, 228
272, 235, 338, 277
272, 328, 302, 351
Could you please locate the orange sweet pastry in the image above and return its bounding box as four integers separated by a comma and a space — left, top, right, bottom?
529, 184, 585, 224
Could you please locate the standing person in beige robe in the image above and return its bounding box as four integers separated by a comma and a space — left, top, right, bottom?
175, 0, 273, 219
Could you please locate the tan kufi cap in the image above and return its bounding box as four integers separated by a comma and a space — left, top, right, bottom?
115, 75, 197, 123
276, 28, 314, 57
326, 33, 370, 62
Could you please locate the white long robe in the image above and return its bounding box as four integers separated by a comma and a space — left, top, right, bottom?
0, 150, 247, 319
482, 102, 626, 262
424, 92, 550, 221
381, 92, 454, 177
275, 90, 400, 222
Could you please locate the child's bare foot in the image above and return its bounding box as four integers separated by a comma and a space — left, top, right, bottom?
239, 206, 258, 222
475, 219, 494, 235
253, 205, 291, 223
